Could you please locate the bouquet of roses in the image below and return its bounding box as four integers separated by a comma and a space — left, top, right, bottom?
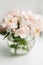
0, 10, 43, 54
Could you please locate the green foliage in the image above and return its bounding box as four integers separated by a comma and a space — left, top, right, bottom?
17, 20, 20, 29
11, 35, 27, 45
0, 30, 28, 51
3, 32, 10, 39
0, 31, 7, 35
15, 20, 20, 30
22, 46, 28, 51
10, 44, 18, 49
9, 33, 28, 51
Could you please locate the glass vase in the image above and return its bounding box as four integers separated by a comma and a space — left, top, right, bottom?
7, 34, 35, 55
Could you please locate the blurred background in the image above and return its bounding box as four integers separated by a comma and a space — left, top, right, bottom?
0, 0, 43, 20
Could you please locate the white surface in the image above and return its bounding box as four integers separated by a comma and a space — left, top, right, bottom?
0, 36, 43, 65
0, 0, 43, 65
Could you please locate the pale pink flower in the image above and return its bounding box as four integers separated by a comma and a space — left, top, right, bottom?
14, 25, 30, 38
7, 10, 20, 18
0, 10, 43, 38
3, 14, 19, 30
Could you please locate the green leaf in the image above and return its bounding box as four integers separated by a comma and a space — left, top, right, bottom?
17, 20, 20, 29
19, 38, 27, 45
10, 44, 18, 49
13, 36, 20, 42
12, 36, 27, 45
3, 32, 10, 39
22, 46, 29, 51
0, 31, 7, 35
11, 32, 15, 38
15, 20, 20, 30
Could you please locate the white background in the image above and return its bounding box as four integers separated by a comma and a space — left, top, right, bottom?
0, 0, 43, 65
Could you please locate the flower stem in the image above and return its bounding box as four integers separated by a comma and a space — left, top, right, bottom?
15, 48, 17, 54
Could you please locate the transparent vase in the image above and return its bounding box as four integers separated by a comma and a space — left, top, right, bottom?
7, 34, 35, 56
